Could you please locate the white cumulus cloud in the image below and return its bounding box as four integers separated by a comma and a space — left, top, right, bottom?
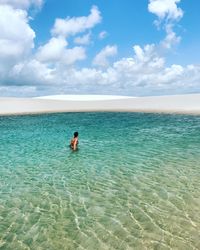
36, 37, 86, 65
148, 0, 183, 50
0, 0, 43, 9
2, 45, 200, 96
10, 59, 56, 87
61, 46, 86, 65
93, 45, 118, 67
0, 3, 35, 81
36, 37, 68, 62
74, 33, 91, 45
161, 24, 181, 49
98, 31, 108, 40
148, 0, 183, 21
0, 3, 200, 97
51, 6, 101, 38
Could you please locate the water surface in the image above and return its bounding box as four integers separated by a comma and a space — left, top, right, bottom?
0, 112, 200, 249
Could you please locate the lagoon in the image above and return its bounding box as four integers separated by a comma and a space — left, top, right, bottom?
0, 112, 200, 249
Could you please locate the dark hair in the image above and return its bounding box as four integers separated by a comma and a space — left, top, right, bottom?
74, 131, 78, 137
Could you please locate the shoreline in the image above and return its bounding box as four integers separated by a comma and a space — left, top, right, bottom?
1, 94, 200, 116
1, 109, 200, 117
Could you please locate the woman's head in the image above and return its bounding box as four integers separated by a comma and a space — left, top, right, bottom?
74, 131, 78, 138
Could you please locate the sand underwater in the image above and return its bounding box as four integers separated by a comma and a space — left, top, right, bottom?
0, 112, 200, 249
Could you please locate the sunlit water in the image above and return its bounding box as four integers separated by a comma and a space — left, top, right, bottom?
0, 112, 200, 250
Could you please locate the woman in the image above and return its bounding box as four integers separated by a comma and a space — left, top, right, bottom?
70, 131, 79, 151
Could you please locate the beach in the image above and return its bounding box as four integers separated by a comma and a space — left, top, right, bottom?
0, 94, 200, 115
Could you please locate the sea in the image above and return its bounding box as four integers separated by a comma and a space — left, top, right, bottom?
0, 112, 200, 249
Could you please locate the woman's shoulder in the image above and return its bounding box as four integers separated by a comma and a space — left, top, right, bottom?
71, 138, 78, 143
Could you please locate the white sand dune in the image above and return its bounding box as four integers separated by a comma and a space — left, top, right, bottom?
34, 95, 135, 101
0, 94, 200, 115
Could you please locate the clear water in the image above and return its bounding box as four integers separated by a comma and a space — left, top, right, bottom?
0, 112, 200, 250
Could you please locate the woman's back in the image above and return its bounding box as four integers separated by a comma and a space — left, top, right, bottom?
70, 131, 79, 150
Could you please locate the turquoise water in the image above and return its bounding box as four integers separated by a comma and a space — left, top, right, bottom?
0, 112, 200, 250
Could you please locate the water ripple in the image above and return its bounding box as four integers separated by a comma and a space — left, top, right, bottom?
0, 113, 200, 249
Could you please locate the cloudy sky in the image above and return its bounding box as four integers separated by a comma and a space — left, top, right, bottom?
0, 0, 200, 97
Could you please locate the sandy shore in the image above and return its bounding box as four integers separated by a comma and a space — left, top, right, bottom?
0, 94, 200, 116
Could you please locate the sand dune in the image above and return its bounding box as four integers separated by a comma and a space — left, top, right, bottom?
0, 94, 200, 115
34, 94, 135, 101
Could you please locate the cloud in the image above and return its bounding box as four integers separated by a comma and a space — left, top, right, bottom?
74, 33, 91, 45
0, 4, 35, 81
51, 6, 101, 38
2, 44, 200, 96
0, 0, 43, 10
36, 36, 86, 65
1, 3, 200, 97
148, 0, 183, 21
0, 85, 37, 97
93, 45, 118, 67
148, 0, 183, 50
98, 31, 108, 40
36, 37, 68, 62
10, 59, 56, 86
161, 24, 181, 49
61, 46, 86, 65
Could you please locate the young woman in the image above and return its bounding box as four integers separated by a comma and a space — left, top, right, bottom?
70, 131, 79, 151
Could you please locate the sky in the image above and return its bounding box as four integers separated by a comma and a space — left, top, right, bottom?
0, 0, 200, 97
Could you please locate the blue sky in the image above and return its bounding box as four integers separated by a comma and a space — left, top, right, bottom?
31, 0, 156, 64
0, 0, 200, 96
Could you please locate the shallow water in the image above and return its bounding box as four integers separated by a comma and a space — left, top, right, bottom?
0, 112, 200, 249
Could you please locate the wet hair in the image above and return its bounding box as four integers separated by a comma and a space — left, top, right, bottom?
74, 131, 78, 137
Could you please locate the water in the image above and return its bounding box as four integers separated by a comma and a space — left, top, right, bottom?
0, 112, 200, 249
